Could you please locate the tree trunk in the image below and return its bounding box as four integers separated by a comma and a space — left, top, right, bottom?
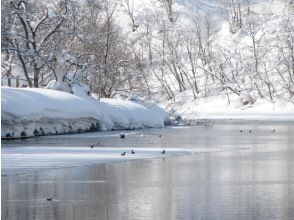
16, 76, 20, 87
33, 68, 40, 88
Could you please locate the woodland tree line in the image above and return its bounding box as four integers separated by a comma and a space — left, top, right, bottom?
1, 0, 294, 104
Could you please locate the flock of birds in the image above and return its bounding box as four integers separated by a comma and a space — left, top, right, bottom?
120, 149, 165, 156
123, 132, 164, 154
89, 128, 277, 158
120, 132, 165, 156
239, 129, 276, 133
89, 132, 166, 157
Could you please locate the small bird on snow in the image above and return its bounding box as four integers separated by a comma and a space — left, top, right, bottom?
120, 133, 126, 139
131, 149, 135, 154
46, 197, 53, 201
161, 150, 166, 154
121, 152, 126, 156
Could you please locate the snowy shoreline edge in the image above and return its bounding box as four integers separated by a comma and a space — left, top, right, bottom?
2, 87, 294, 140
1, 87, 170, 139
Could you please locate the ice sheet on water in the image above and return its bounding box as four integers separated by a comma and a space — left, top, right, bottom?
1, 146, 237, 175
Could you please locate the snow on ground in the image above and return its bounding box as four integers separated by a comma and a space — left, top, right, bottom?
165, 92, 294, 122
1, 87, 169, 139
1, 146, 240, 175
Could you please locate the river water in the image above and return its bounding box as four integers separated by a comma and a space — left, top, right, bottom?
2, 121, 294, 220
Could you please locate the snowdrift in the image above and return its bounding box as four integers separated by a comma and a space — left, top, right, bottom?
1, 87, 169, 139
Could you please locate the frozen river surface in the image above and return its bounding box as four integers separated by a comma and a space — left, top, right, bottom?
2, 121, 294, 220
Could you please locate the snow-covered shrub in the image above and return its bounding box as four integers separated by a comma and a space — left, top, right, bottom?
71, 84, 91, 99
240, 93, 257, 106
46, 80, 71, 94
46, 80, 92, 100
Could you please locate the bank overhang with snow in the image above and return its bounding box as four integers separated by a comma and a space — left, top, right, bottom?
1, 87, 170, 139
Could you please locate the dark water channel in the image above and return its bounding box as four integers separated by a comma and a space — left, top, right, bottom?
2, 121, 294, 220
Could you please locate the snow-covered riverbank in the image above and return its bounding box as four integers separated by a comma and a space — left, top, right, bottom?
1, 87, 169, 139
2, 86, 294, 139
165, 93, 294, 124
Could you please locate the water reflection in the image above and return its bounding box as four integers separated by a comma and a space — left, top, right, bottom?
2, 122, 294, 220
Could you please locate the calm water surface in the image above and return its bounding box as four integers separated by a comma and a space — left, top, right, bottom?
2, 121, 294, 220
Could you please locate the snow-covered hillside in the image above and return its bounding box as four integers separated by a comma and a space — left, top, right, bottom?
1, 87, 169, 139
116, 0, 294, 121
